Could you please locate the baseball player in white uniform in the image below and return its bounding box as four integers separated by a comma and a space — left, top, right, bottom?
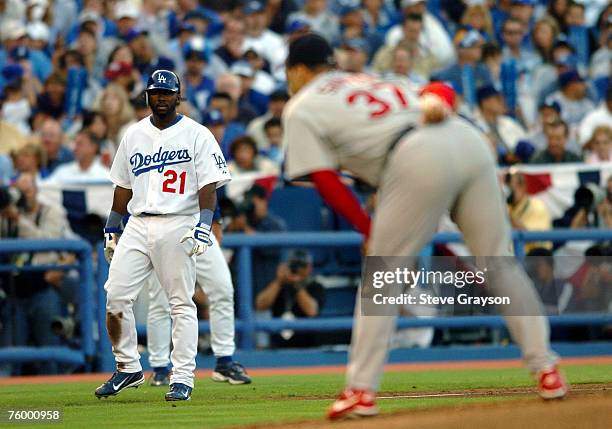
95, 70, 230, 402
282, 35, 568, 419
146, 207, 251, 386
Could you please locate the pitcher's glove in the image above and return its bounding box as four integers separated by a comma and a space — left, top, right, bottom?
180, 223, 213, 256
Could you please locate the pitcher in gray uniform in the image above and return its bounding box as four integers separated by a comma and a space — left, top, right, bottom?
281, 34, 568, 420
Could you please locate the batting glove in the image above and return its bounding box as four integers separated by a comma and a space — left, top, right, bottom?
180, 223, 213, 257
103, 227, 122, 263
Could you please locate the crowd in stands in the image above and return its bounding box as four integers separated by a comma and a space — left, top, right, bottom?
0, 0, 611, 369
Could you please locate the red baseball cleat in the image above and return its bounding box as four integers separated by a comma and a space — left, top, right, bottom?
327, 388, 379, 420
537, 367, 568, 400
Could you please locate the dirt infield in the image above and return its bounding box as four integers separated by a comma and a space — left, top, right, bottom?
252, 390, 612, 429
1, 355, 611, 386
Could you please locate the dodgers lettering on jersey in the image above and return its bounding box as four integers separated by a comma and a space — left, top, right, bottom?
283, 71, 422, 187
110, 115, 230, 216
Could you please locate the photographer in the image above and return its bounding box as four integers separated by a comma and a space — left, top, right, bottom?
255, 249, 325, 348
0, 173, 71, 374
554, 185, 600, 230
226, 184, 286, 294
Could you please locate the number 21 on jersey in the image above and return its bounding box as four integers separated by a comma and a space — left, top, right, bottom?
162, 170, 186, 194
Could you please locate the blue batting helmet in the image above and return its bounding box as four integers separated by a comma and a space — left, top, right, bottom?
146, 69, 180, 93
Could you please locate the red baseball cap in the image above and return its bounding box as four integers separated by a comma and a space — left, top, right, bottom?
419, 82, 457, 111
105, 61, 133, 80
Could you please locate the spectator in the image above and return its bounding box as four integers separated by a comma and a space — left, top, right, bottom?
182, 42, 216, 121
226, 184, 286, 294
584, 125, 612, 163
242, 1, 287, 73
460, 3, 494, 41
385, 0, 455, 69
208, 92, 248, 157
546, 69, 596, 127
0, 100, 27, 156
255, 249, 325, 348
554, 185, 600, 230
0, 173, 71, 374
38, 118, 73, 175
215, 73, 258, 126
547, 0, 570, 31
82, 111, 114, 168
578, 86, 612, 145
589, 16, 611, 79
432, 28, 492, 99
262, 117, 284, 166
1, 64, 32, 136
532, 17, 560, 64
506, 171, 552, 252
213, 18, 246, 71
285, 18, 313, 44
0, 20, 52, 86
527, 100, 564, 151
243, 47, 276, 95
474, 84, 527, 164
288, 0, 340, 42
247, 89, 289, 150
91, 84, 135, 147
335, 4, 383, 60
117, 91, 151, 139
530, 120, 582, 163
125, 28, 175, 80
526, 247, 573, 315
36, 72, 67, 119
203, 110, 227, 152
362, 0, 400, 39
373, 13, 439, 80
104, 60, 141, 101
167, 22, 199, 78
12, 143, 46, 180
47, 130, 110, 183
532, 39, 579, 105
26, 21, 51, 57
338, 38, 370, 73
501, 17, 540, 79
227, 135, 279, 177
482, 42, 503, 87
230, 61, 269, 118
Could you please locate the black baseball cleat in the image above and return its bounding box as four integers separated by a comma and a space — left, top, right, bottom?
94, 371, 145, 398
165, 383, 192, 401
211, 362, 252, 385
149, 366, 171, 387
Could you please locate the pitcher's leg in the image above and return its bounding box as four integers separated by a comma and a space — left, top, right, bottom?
452, 169, 558, 371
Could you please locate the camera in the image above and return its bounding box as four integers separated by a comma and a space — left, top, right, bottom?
51, 317, 77, 340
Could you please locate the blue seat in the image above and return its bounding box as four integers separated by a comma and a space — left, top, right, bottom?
268, 186, 333, 268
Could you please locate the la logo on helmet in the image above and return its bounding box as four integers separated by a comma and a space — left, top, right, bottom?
158, 74, 167, 83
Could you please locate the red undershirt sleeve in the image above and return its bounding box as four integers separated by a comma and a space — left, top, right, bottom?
309, 170, 371, 238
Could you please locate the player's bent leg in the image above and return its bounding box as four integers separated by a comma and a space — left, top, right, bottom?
452, 159, 566, 399
146, 274, 171, 386
196, 241, 251, 384
332, 132, 459, 419
150, 215, 198, 391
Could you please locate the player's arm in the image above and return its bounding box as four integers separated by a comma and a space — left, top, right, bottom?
309, 170, 371, 238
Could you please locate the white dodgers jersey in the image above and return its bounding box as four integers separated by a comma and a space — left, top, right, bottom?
283, 71, 422, 186
110, 115, 230, 216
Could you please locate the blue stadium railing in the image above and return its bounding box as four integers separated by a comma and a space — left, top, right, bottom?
0, 239, 95, 370
2, 230, 611, 372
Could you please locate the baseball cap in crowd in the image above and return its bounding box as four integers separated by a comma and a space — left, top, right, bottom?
285, 18, 310, 34
231, 61, 255, 78
558, 69, 584, 87
184, 7, 213, 22
79, 10, 100, 24
2, 21, 27, 41
202, 109, 225, 126
539, 100, 561, 113
243, 0, 265, 15
343, 38, 370, 54
184, 44, 209, 62
9, 46, 30, 61
401, 0, 425, 8
2, 64, 24, 85
123, 28, 149, 43
340, 3, 361, 16
115, 2, 140, 20
455, 28, 485, 49
286, 33, 335, 69
476, 84, 502, 104
27, 21, 50, 42
105, 61, 133, 80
